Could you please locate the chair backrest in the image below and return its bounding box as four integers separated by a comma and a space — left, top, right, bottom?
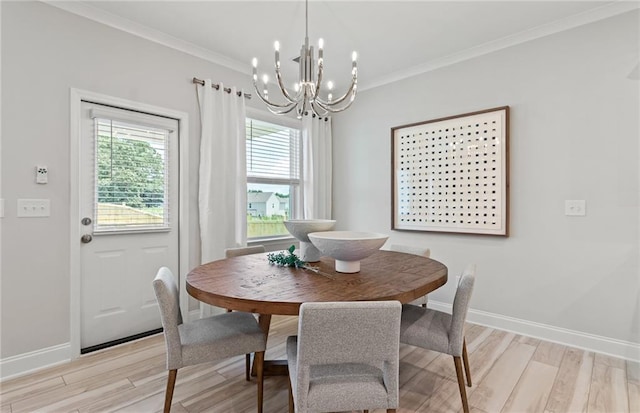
449, 264, 476, 355
295, 301, 402, 407
389, 243, 431, 258
224, 245, 266, 258
153, 267, 183, 368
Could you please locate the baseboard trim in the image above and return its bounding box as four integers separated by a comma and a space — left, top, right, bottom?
4, 303, 638, 381
0, 343, 71, 382
428, 300, 640, 362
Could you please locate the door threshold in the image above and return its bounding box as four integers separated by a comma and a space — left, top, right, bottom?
81, 328, 163, 354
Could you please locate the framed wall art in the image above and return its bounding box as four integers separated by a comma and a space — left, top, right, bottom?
391, 106, 509, 236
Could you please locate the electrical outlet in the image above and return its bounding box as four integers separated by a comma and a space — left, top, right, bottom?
565, 200, 586, 216
36, 166, 48, 184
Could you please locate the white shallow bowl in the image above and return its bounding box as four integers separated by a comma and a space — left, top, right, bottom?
308, 231, 389, 273
284, 219, 336, 262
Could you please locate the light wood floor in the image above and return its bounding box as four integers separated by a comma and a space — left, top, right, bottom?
1, 316, 638, 413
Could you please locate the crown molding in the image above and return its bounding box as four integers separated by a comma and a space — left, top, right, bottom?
45, 1, 250, 75
362, 1, 640, 91
45, 1, 638, 92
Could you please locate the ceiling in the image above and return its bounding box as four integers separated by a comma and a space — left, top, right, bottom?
53, 1, 634, 93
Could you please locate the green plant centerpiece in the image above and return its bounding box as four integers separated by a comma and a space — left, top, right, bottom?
267, 245, 335, 279
267, 245, 308, 268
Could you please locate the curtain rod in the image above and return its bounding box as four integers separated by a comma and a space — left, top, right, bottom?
192, 77, 252, 99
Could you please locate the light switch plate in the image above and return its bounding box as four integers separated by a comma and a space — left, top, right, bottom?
17, 199, 50, 217
565, 200, 586, 216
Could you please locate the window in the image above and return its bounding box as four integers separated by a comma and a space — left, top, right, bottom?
246, 117, 301, 240
93, 116, 171, 233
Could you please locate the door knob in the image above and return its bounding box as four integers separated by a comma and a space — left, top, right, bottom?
81, 234, 93, 243
81, 217, 92, 225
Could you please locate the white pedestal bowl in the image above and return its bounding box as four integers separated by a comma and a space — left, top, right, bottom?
283, 219, 336, 262
308, 231, 389, 273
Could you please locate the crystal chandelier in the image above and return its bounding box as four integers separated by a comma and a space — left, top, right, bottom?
251, 0, 358, 118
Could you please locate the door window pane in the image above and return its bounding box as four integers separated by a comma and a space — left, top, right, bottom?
94, 118, 170, 232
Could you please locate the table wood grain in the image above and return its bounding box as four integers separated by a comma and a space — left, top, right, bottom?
186, 250, 448, 315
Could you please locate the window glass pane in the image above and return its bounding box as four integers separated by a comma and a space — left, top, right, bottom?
246, 116, 301, 240
247, 183, 292, 239
94, 118, 169, 232
246, 119, 300, 180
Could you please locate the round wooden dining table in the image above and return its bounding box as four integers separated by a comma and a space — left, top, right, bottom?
186, 249, 448, 375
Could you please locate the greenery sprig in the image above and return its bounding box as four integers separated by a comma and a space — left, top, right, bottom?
267, 245, 334, 279
267, 245, 307, 268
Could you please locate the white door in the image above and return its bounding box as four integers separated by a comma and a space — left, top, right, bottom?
79, 101, 179, 350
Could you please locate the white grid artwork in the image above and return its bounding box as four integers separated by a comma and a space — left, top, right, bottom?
392, 107, 508, 236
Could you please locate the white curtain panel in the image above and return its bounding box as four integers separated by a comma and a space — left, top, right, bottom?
197, 80, 247, 316
302, 114, 333, 219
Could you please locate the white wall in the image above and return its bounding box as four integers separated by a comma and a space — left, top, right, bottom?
333, 10, 639, 355
0, 1, 270, 362
1, 1, 638, 376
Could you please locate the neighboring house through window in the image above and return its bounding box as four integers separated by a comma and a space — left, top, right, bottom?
246, 115, 301, 240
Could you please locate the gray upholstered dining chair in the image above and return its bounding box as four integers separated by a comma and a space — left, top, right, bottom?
287, 301, 402, 413
389, 244, 431, 307
399, 264, 476, 413
153, 267, 266, 413
224, 244, 266, 258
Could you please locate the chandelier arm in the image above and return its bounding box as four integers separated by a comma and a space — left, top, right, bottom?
300, 88, 310, 116
253, 81, 297, 115
320, 75, 357, 106
310, 101, 329, 118
266, 104, 300, 115
312, 60, 324, 101
314, 85, 358, 113
275, 64, 302, 104
253, 80, 291, 108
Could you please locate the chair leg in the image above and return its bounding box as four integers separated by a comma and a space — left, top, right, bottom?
387, 410, 397, 413
255, 351, 265, 413
245, 353, 251, 381
453, 356, 470, 413
462, 338, 472, 387
163, 369, 177, 413
288, 377, 294, 413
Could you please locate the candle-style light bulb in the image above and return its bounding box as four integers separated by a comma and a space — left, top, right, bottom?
252, 58, 258, 81
327, 80, 334, 90
351, 52, 358, 76
262, 74, 269, 84
294, 83, 300, 92
274, 41, 281, 68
